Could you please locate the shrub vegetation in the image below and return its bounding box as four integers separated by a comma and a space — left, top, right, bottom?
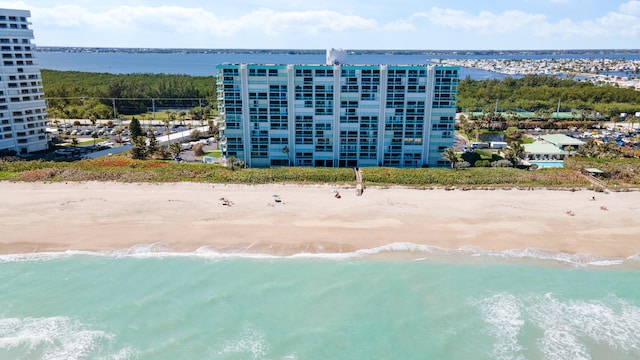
4, 155, 638, 189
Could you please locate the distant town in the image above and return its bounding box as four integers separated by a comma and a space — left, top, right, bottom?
439, 57, 640, 89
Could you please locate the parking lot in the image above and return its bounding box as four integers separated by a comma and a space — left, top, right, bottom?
48, 123, 216, 161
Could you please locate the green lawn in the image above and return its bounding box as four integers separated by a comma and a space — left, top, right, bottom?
74, 138, 109, 146
203, 150, 222, 157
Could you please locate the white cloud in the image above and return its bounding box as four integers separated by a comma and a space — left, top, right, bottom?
412, 8, 546, 33
2, 0, 639, 48
239, 9, 378, 35
620, 0, 640, 15
410, 1, 640, 41
30, 4, 379, 38
0, 1, 29, 9
382, 20, 415, 32
534, 18, 608, 39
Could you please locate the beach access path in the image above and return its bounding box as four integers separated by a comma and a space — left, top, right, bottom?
1, 181, 639, 257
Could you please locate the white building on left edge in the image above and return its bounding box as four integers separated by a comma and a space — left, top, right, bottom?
0, 8, 48, 155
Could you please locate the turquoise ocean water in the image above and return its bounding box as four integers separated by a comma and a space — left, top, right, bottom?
1, 244, 640, 359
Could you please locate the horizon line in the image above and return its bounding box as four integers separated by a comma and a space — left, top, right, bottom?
34, 46, 640, 53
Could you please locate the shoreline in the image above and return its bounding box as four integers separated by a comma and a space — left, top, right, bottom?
1, 181, 640, 258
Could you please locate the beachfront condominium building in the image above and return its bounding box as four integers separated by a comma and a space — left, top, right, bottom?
0, 8, 48, 155
216, 50, 458, 168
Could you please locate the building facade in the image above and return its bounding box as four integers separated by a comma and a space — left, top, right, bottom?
0, 9, 48, 155
216, 58, 458, 168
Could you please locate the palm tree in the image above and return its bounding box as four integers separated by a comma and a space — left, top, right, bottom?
89, 114, 97, 128
189, 108, 198, 122
208, 120, 218, 139
503, 141, 525, 165
282, 146, 291, 166
169, 142, 182, 160
227, 156, 237, 171
564, 145, 575, 157
630, 116, 639, 131
162, 116, 172, 144
458, 114, 472, 137
576, 139, 598, 158
442, 147, 459, 169
92, 132, 99, 148
89, 114, 97, 148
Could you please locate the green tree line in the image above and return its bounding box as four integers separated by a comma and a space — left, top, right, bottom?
41, 71, 640, 122
41, 70, 216, 118
458, 74, 640, 119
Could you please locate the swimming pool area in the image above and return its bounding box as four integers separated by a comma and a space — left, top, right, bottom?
527, 160, 565, 168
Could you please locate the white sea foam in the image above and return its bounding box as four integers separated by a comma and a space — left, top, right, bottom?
216, 322, 270, 359
290, 242, 447, 260
471, 294, 526, 360
529, 294, 591, 360
0, 242, 637, 268
628, 254, 640, 261
122, 242, 172, 254
0, 250, 98, 263
211, 322, 298, 360
458, 247, 633, 268
472, 293, 640, 360
0, 316, 135, 360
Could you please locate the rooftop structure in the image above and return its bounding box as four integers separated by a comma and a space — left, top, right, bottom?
0, 8, 48, 155
522, 133, 585, 168
539, 134, 586, 150
326, 48, 347, 65
523, 141, 566, 156
216, 59, 459, 168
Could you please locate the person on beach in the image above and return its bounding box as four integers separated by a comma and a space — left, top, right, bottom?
334, 191, 341, 199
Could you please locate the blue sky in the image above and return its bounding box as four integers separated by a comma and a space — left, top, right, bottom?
0, 0, 638, 49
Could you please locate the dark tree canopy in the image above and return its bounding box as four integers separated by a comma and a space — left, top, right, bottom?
42, 70, 216, 117
458, 74, 640, 119
129, 118, 143, 140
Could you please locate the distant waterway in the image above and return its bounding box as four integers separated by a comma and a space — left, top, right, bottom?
33, 50, 640, 80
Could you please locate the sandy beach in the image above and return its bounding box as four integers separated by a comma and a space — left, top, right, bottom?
1, 181, 639, 257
